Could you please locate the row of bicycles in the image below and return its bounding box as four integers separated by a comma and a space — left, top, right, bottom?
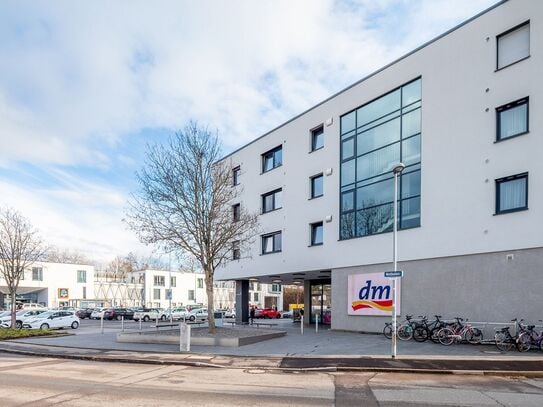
383, 315, 483, 346
495, 318, 543, 352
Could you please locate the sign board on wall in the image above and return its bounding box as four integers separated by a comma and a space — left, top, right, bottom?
347, 272, 400, 316
58, 288, 69, 299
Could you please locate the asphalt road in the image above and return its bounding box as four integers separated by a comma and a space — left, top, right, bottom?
1, 353, 542, 406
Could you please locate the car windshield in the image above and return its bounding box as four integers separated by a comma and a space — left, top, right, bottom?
33, 312, 53, 319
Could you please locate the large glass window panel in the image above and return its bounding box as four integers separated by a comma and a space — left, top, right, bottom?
402, 108, 421, 138
273, 233, 282, 251
274, 148, 282, 166
263, 236, 273, 253
341, 111, 356, 134
357, 117, 400, 156
311, 175, 323, 198
402, 79, 421, 107
402, 135, 421, 166
341, 159, 356, 186
401, 170, 421, 199
342, 138, 355, 160
341, 190, 355, 212
356, 178, 394, 209
356, 143, 400, 181
356, 204, 393, 237
340, 213, 356, 239
497, 22, 530, 69
311, 222, 323, 245
400, 197, 421, 229
497, 175, 527, 213
357, 90, 401, 128
498, 101, 528, 140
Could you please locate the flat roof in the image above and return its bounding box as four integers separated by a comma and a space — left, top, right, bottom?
220, 0, 507, 161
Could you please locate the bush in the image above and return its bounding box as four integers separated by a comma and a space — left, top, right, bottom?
0, 328, 58, 340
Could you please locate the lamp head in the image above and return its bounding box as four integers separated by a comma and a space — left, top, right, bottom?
392, 162, 406, 174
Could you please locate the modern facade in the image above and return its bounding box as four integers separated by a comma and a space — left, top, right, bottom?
214, 280, 283, 310
216, 0, 543, 331
0, 261, 95, 309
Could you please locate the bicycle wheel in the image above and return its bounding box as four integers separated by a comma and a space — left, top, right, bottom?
383, 324, 392, 339
438, 327, 455, 346
430, 327, 442, 344
539, 338, 543, 352
466, 328, 483, 344
397, 324, 413, 341
516, 333, 531, 352
495, 332, 514, 352
413, 326, 429, 342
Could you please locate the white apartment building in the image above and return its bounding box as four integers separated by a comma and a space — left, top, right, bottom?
0, 261, 95, 309
214, 280, 283, 310
216, 0, 543, 332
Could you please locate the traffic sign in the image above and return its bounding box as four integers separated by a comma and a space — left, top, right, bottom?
384, 271, 403, 278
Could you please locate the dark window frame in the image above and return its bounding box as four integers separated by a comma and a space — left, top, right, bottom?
261, 145, 283, 173
261, 188, 282, 214
310, 125, 324, 152
261, 231, 282, 255
232, 166, 241, 186
310, 174, 324, 199
232, 203, 241, 222
495, 172, 528, 215
310, 222, 324, 246
232, 240, 241, 260
495, 97, 529, 142
496, 20, 530, 71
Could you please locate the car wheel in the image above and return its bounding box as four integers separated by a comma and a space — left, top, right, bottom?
71, 321, 79, 329
276, 315, 281, 319
143, 316, 149, 322
15, 321, 22, 329
40, 323, 50, 330
161, 315, 166, 321
189, 315, 195, 321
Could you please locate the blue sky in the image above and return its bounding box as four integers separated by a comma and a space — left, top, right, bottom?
0, 0, 497, 262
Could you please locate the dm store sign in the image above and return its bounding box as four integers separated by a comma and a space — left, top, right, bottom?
347, 272, 400, 316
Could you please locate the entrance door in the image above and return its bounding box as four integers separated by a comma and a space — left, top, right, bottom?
310, 280, 331, 325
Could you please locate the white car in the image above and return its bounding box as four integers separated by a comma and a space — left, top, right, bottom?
21, 303, 44, 310
224, 309, 236, 319
167, 307, 190, 320
24, 311, 80, 330
90, 308, 106, 319
187, 308, 208, 322
133, 308, 161, 322
0, 309, 48, 329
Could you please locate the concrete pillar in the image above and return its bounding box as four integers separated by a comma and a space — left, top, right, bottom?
303, 280, 311, 326
235, 280, 249, 324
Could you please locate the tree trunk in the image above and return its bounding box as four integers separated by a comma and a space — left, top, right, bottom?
10, 287, 17, 329
204, 269, 215, 334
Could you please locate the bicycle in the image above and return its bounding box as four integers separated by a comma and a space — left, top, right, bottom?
494, 318, 523, 352
437, 317, 483, 346
516, 320, 543, 352
413, 315, 446, 343
383, 315, 415, 340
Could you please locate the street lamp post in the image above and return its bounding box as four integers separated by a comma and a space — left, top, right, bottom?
391, 162, 405, 359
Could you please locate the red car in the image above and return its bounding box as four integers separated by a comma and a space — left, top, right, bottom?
260, 308, 282, 319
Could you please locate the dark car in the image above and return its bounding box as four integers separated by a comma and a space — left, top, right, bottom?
76, 308, 94, 319
103, 308, 134, 321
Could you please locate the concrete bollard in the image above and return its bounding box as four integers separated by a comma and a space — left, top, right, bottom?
180, 322, 191, 352
139, 318, 142, 332
301, 315, 304, 335
100, 315, 104, 334
121, 316, 124, 332
316, 314, 319, 333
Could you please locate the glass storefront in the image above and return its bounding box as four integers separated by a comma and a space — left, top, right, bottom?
310, 280, 331, 325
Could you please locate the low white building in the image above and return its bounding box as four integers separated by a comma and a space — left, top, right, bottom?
0, 261, 95, 309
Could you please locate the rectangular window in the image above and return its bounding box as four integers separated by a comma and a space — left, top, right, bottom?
497, 21, 530, 70
154, 276, 165, 286
232, 240, 240, 260
496, 97, 528, 141
262, 231, 282, 254
197, 278, 204, 288
310, 222, 324, 246
311, 125, 324, 151
153, 289, 161, 300
262, 188, 282, 213
232, 203, 241, 222
188, 290, 195, 301
77, 270, 86, 283
496, 173, 528, 214
271, 283, 281, 293
170, 277, 176, 287
339, 78, 421, 240
262, 146, 282, 173
82, 286, 87, 299
311, 174, 323, 198
254, 292, 259, 302
232, 166, 240, 186
32, 267, 43, 281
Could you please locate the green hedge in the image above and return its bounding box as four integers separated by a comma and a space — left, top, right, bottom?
0, 328, 58, 340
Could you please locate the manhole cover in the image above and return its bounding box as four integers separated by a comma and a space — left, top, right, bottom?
244, 369, 267, 374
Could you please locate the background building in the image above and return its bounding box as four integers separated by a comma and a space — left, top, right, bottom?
216, 0, 543, 331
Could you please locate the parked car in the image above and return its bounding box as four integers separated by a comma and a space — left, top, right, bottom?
167, 307, 190, 320
0, 309, 48, 329
20, 303, 44, 310
260, 308, 282, 319
133, 308, 161, 322
90, 308, 106, 319
224, 309, 236, 319
103, 308, 134, 321
23, 311, 80, 330
282, 310, 293, 319
76, 308, 94, 319
187, 308, 208, 322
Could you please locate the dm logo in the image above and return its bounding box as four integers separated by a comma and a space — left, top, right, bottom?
347, 273, 399, 316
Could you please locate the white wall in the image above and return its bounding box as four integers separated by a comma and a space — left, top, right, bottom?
216, 0, 543, 281
139, 269, 206, 309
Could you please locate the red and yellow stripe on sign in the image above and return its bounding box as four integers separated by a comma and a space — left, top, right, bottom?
351, 299, 393, 311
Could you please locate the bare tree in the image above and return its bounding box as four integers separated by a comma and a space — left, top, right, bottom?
46, 246, 90, 265
126, 122, 259, 333
0, 208, 46, 328
106, 256, 134, 281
